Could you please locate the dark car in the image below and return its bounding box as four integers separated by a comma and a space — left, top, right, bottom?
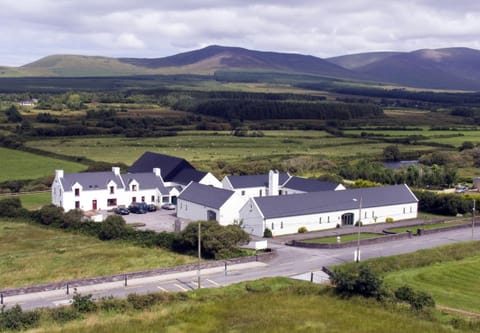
128, 202, 147, 214
161, 203, 176, 210
147, 204, 157, 212
115, 207, 130, 215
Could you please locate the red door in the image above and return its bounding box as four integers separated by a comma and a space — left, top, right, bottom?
92, 200, 97, 210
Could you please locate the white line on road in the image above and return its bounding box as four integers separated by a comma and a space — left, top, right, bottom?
206, 279, 219, 286
157, 286, 168, 292
174, 284, 188, 291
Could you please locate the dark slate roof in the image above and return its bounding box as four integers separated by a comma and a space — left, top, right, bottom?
254, 184, 418, 219
172, 168, 208, 186
226, 173, 290, 189
61, 171, 124, 191
121, 173, 168, 192
178, 182, 235, 209
128, 152, 196, 182
283, 176, 340, 192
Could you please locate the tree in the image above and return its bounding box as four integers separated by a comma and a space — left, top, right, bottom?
5, 105, 22, 122
383, 145, 400, 162
331, 265, 384, 299
98, 215, 127, 240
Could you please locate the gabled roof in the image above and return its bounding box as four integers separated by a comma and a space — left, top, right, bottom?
178, 182, 235, 209
226, 173, 290, 189
283, 176, 340, 192
173, 168, 208, 185
128, 152, 196, 182
121, 173, 168, 192
254, 184, 418, 219
60, 171, 124, 191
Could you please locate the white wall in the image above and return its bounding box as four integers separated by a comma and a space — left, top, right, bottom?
239, 201, 418, 237
199, 173, 222, 188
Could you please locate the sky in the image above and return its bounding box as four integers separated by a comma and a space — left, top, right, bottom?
1, 0, 480, 66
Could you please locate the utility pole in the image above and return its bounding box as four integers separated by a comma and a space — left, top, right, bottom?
356, 196, 362, 263
197, 221, 201, 289
472, 200, 476, 241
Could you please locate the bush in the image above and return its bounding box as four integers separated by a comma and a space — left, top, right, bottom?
0, 197, 29, 218
126, 293, 168, 310
98, 215, 127, 240
331, 265, 384, 299
48, 307, 81, 323
0, 305, 40, 331
72, 290, 96, 313
263, 228, 273, 238
298, 226, 308, 233
36, 204, 64, 226
394, 285, 435, 311
385, 217, 394, 223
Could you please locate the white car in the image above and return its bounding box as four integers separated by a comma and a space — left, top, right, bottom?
161, 203, 176, 210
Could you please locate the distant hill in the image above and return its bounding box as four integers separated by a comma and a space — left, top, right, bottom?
3, 45, 480, 90
328, 47, 480, 90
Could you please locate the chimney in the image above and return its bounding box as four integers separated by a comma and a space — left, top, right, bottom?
112, 167, 121, 176
268, 170, 279, 196
55, 170, 64, 179
153, 168, 161, 177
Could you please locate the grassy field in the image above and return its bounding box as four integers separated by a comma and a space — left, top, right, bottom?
1, 192, 51, 210
23, 131, 436, 174
0, 220, 195, 288
21, 278, 473, 333
384, 256, 480, 313
386, 220, 468, 233
303, 232, 383, 244
0, 147, 86, 182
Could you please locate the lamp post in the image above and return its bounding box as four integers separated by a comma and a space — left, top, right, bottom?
353, 197, 362, 262
472, 200, 476, 241
197, 221, 201, 289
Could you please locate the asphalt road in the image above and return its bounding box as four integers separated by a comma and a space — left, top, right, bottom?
3, 226, 478, 311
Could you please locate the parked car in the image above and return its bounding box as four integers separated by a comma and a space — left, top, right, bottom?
115, 207, 130, 215
161, 203, 176, 210
147, 204, 157, 212
128, 202, 147, 214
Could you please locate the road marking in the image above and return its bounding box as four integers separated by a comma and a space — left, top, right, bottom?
206, 278, 219, 286
53, 299, 71, 307
157, 286, 168, 292
174, 283, 188, 291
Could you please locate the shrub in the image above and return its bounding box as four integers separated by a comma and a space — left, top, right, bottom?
298, 226, 308, 233
263, 228, 273, 238
331, 265, 384, 299
36, 204, 64, 226
385, 217, 394, 223
0, 304, 40, 331
62, 209, 83, 228
394, 285, 435, 311
72, 290, 96, 313
48, 307, 81, 323
98, 215, 127, 240
0, 197, 29, 218
126, 293, 168, 310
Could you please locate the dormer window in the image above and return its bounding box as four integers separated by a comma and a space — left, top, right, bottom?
74, 188, 80, 197
110, 186, 115, 194
132, 184, 137, 191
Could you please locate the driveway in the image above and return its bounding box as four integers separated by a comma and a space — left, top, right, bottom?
107, 208, 192, 233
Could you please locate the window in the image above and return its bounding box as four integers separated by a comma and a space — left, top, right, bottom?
132, 184, 137, 191
151, 195, 155, 202
110, 186, 114, 194
259, 189, 263, 197
403, 207, 406, 214
271, 222, 274, 230
372, 211, 374, 217
74, 188, 80, 196
107, 199, 117, 207
162, 196, 169, 203
75, 201, 80, 209
328, 216, 330, 223
365, 211, 367, 219
281, 221, 283, 229
410, 206, 412, 213
241, 190, 245, 196
279, 190, 283, 195
132, 197, 136, 203
319, 217, 322, 224
141, 196, 145, 202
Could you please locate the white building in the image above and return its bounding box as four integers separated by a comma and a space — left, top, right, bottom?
239, 184, 418, 237
176, 182, 244, 225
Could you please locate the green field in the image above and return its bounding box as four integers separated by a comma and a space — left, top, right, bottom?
386, 220, 468, 234
19, 278, 473, 333
0, 147, 86, 182
1, 192, 51, 210
384, 256, 480, 313
0, 220, 195, 288
303, 232, 383, 244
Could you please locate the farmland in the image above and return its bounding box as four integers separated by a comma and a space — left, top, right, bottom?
0, 220, 195, 288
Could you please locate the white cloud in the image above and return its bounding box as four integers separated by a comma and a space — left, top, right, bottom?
0, 0, 480, 65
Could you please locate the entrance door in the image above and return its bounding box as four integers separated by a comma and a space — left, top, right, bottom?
92, 200, 97, 210
342, 213, 354, 226
207, 210, 217, 221
171, 196, 177, 205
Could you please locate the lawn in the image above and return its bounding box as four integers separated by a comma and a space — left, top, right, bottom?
0, 220, 195, 288
303, 232, 383, 244
386, 220, 468, 233
384, 255, 480, 313
24, 278, 471, 333
0, 147, 86, 182
3, 192, 51, 210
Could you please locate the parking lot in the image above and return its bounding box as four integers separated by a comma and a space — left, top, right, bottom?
106, 208, 192, 233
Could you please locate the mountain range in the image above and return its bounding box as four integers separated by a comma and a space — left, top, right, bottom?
2, 45, 480, 90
